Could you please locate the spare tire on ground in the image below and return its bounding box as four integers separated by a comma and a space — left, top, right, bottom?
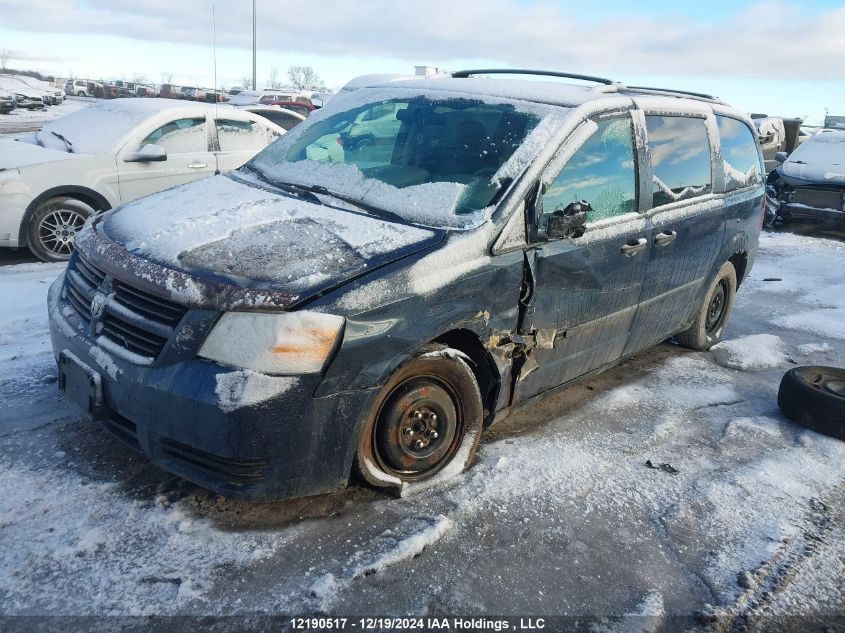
778, 366, 845, 440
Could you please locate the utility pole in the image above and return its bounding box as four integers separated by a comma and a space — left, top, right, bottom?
252, 0, 257, 90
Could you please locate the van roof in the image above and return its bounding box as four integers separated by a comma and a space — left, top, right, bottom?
368, 69, 730, 109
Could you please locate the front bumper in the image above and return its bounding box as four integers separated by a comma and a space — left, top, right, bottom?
48, 272, 376, 501
781, 202, 845, 224
0, 190, 32, 247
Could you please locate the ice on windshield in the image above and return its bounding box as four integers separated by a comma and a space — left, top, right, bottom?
249, 89, 568, 228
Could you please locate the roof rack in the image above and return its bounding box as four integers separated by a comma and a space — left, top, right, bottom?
451, 69, 616, 86
624, 85, 720, 101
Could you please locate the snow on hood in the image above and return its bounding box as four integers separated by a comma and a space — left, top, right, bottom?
101, 174, 440, 294
0, 138, 83, 170
781, 131, 845, 184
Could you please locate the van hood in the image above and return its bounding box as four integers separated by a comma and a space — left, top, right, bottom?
96, 174, 443, 307
0, 138, 84, 170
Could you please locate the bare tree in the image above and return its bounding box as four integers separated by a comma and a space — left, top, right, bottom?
160, 71, 174, 85
132, 73, 149, 84
0, 48, 11, 72
240, 73, 252, 90
267, 65, 280, 89
287, 65, 324, 90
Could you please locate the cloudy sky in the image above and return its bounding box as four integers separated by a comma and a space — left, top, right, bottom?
1, 0, 843, 123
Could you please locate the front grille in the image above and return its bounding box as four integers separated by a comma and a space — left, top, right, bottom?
64, 254, 188, 360
793, 188, 844, 211
158, 438, 271, 486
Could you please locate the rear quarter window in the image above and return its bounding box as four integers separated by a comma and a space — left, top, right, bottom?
717, 115, 763, 191
646, 115, 712, 206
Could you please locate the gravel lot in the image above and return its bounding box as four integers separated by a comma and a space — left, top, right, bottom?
0, 229, 843, 631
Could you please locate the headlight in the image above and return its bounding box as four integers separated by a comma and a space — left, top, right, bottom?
198, 311, 344, 374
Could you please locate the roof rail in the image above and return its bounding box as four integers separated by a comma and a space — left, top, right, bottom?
451, 69, 616, 85
624, 85, 721, 102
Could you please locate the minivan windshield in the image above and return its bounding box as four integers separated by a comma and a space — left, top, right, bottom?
248, 90, 556, 227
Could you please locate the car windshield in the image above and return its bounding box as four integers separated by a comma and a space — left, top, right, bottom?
786, 131, 845, 166
248, 89, 562, 228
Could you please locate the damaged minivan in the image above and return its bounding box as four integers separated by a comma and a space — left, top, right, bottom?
49, 70, 765, 500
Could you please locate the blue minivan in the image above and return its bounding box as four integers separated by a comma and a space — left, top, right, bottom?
49, 70, 765, 500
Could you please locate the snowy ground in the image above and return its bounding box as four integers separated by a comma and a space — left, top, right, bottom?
0, 230, 843, 630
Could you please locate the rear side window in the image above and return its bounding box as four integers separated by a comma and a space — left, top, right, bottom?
216, 119, 280, 152
646, 115, 711, 206
717, 115, 763, 191
542, 116, 638, 227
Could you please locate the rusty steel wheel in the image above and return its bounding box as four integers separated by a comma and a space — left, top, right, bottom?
356, 349, 483, 490
676, 261, 737, 351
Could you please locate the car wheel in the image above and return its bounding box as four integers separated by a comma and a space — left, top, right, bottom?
356, 347, 483, 492
675, 261, 737, 351
778, 366, 845, 439
27, 196, 94, 262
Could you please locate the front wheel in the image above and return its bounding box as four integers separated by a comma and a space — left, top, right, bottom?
675, 261, 737, 351
27, 196, 94, 262
356, 348, 483, 493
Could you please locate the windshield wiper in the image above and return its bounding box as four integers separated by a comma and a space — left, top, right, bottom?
241, 166, 404, 223
242, 164, 322, 204
304, 184, 405, 223
50, 131, 74, 153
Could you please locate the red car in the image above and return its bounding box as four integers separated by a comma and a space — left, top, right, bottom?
269, 100, 317, 117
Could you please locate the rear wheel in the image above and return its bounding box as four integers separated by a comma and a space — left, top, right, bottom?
356, 349, 483, 490
676, 261, 737, 351
27, 196, 94, 262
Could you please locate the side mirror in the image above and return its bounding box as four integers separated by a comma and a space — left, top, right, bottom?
123, 143, 167, 163
547, 200, 589, 240
774, 151, 788, 164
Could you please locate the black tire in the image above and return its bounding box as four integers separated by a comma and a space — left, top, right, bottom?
778, 366, 845, 440
27, 196, 94, 262
676, 261, 738, 351
356, 348, 483, 491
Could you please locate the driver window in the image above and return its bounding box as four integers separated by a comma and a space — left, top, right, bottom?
541, 116, 637, 238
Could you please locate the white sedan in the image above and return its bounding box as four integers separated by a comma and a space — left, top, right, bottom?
0, 99, 285, 261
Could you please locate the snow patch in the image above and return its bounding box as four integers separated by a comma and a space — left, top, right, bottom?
351, 515, 452, 578
214, 370, 299, 412
710, 334, 787, 371
89, 346, 121, 380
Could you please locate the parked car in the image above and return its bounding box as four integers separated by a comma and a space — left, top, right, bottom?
47, 70, 764, 501
0, 75, 47, 108
0, 98, 285, 261
269, 100, 316, 117
228, 89, 303, 106
765, 129, 845, 225
0, 91, 16, 114
66, 79, 93, 97
239, 104, 306, 131
14, 76, 65, 104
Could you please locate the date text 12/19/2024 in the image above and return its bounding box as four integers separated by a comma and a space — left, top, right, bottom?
291, 617, 547, 630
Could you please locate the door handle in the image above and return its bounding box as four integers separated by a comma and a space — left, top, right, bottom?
654, 230, 677, 246
621, 237, 648, 257
187, 161, 208, 169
